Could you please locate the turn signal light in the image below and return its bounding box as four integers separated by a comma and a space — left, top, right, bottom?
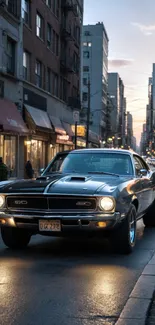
0, 219, 6, 224
97, 221, 107, 228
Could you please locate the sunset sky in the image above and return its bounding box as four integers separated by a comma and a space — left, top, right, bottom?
83, 0, 155, 144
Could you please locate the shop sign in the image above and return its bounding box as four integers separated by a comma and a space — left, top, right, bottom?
56, 134, 73, 145
77, 140, 86, 147
71, 125, 86, 137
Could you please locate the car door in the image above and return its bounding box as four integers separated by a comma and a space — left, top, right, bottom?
133, 155, 153, 212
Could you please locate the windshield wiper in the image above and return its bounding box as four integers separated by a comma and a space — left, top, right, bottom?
88, 171, 120, 177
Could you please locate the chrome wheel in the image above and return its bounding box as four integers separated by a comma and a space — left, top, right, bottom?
129, 209, 136, 244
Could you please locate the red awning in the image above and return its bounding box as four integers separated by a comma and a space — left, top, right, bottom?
0, 99, 28, 134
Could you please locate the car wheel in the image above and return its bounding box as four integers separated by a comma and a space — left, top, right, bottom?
1, 227, 31, 249
111, 204, 137, 254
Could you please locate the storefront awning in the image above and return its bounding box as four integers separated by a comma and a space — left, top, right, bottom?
0, 99, 28, 135
25, 105, 52, 132
62, 122, 74, 137
49, 116, 66, 135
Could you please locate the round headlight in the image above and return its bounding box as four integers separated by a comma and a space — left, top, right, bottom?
99, 197, 115, 211
0, 195, 5, 208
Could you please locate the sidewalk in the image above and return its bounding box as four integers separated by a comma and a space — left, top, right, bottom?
116, 253, 155, 325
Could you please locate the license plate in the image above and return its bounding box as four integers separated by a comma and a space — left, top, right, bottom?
39, 220, 61, 232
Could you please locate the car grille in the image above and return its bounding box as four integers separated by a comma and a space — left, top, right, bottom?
7, 197, 48, 210
6, 196, 96, 211
48, 197, 96, 211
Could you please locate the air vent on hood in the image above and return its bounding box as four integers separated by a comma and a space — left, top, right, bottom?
70, 176, 87, 182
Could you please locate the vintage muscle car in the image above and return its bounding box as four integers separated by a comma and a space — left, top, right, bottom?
0, 148, 155, 254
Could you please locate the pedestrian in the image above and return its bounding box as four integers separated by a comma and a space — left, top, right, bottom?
0, 157, 8, 181
25, 160, 34, 179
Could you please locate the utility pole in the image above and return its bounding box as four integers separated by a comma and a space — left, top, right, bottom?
86, 77, 91, 148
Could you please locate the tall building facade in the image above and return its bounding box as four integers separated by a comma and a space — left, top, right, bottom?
108, 73, 126, 145
127, 112, 133, 148
81, 22, 109, 141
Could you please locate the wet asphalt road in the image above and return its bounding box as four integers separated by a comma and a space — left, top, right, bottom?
0, 220, 155, 325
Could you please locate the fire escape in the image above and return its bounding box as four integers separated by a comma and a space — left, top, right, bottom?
60, 0, 81, 109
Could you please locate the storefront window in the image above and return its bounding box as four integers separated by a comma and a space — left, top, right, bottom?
3, 135, 16, 177
27, 139, 46, 176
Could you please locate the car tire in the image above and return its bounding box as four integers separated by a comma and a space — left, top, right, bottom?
1, 227, 31, 249
111, 204, 137, 254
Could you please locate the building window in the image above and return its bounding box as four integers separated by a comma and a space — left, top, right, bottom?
83, 66, 89, 72
82, 92, 88, 101
47, 23, 52, 48
52, 30, 59, 55
83, 78, 87, 85
47, 68, 51, 92
35, 60, 42, 87
36, 13, 43, 39
84, 31, 91, 36
22, 0, 30, 26
56, 34, 59, 56
83, 42, 92, 47
8, 0, 18, 18
7, 37, 15, 75
23, 51, 30, 81
52, 73, 58, 97
46, 0, 51, 8
52, 0, 59, 18
73, 52, 79, 73
60, 77, 68, 102
83, 51, 89, 58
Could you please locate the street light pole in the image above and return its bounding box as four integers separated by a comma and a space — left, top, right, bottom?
86, 77, 91, 148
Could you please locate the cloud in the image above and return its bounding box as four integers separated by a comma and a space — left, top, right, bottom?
109, 59, 134, 68
131, 22, 155, 35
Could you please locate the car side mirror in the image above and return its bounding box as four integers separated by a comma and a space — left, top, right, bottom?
40, 168, 44, 174
139, 169, 147, 177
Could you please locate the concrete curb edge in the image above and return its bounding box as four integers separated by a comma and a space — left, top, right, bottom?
115, 253, 155, 325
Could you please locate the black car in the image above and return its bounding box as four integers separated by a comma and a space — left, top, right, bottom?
0, 148, 155, 254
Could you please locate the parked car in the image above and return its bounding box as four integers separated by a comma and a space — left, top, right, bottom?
0, 148, 155, 254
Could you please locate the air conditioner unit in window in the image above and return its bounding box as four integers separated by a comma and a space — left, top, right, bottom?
0, 0, 8, 7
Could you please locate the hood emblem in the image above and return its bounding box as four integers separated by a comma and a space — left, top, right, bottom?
76, 201, 91, 207
14, 200, 28, 205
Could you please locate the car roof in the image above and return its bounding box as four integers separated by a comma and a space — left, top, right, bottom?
69, 148, 137, 156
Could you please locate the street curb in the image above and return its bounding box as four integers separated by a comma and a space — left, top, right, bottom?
115, 253, 155, 325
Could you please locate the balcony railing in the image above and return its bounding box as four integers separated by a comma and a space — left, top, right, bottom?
61, 21, 73, 41
61, 0, 79, 17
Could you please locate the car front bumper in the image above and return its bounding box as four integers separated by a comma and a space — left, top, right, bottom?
0, 211, 124, 234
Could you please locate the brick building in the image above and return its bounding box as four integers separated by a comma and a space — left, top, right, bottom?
0, 0, 83, 178
22, 0, 83, 176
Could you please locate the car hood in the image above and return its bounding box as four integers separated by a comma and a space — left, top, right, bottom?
0, 174, 131, 195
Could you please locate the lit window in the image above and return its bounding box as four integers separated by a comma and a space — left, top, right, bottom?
22, 0, 30, 26
36, 13, 43, 39
23, 51, 30, 81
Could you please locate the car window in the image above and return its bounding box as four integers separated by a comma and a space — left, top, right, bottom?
59, 152, 134, 176
133, 155, 148, 175
45, 154, 68, 173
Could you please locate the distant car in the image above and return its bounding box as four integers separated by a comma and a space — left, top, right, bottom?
0, 149, 155, 254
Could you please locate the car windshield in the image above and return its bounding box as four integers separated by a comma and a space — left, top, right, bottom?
48, 152, 134, 176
